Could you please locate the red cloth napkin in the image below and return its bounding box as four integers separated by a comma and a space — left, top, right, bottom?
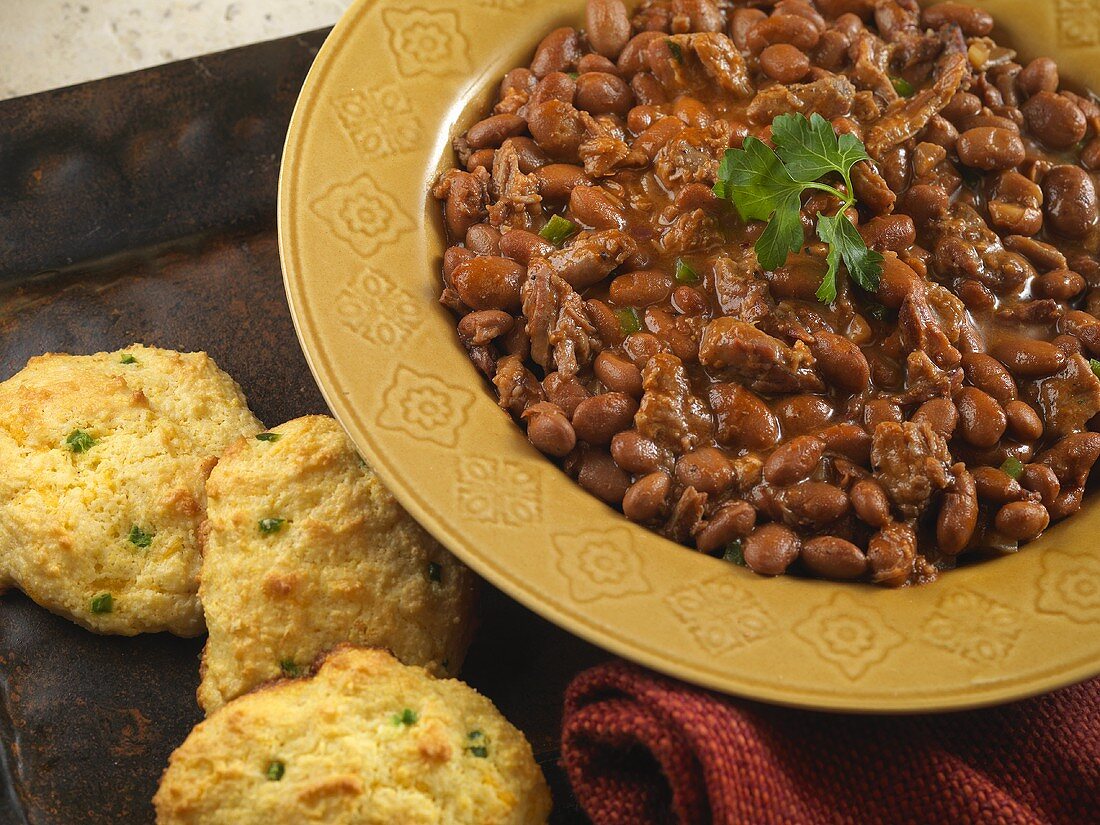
561, 661, 1099, 825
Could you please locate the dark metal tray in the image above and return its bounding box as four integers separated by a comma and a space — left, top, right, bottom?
0, 32, 597, 824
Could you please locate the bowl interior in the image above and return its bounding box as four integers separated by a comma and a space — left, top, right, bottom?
280, 0, 1100, 711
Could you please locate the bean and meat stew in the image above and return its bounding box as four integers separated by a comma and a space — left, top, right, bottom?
433, 0, 1100, 586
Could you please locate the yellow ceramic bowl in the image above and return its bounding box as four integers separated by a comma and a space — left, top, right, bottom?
280, 0, 1100, 711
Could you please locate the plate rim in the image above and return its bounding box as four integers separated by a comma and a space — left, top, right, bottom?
278, 0, 1100, 713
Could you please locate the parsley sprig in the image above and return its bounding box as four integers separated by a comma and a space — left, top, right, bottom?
713, 113, 884, 304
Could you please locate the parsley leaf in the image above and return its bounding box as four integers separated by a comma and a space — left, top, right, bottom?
816, 212, 884, 302
755, 191, 804, 271
714, 113, 883, 304
771, 113, 869, 184
716, 136, 804, 222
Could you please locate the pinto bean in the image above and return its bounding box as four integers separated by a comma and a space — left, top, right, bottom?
1043, 165, 1099, 239
675, 448, 735, 496
622, 471, 671, 522
577, 54, 618, 75
500, 67, 536, 99
941, 92, 982, 127
633, 108, 671, 137
956, 127, 1025, 171
921, 115, 958, 152
731, 8, 767, 51
611, 430, 663, 474
507, 137, 551, 172
1018, 57, 1059, 97
709, 384, 781, 450
877, 254, 924, 308
695, 501, 757, 554
773, 395, 835, 437
530, 27, 583, 78
923, 2, 993, 36
801, 536, 868, 580
763, 436, 825, 486
911, 398, 959, 439
620, 332, 666, 366
594, 352, 643, 398
746, 13, 821, 53
1083, 138, 1100, 171
1020, 463, 1061, 508
760, 43, 811, 83
530, 71, 578, 106
569, 185, 628, 230
443, 246, 475, 284
451, 257, 524, 311
743, 524, 801, 576
672, 285, 709, 315
1031, 269, 1085, 302
937, 465, 978, 555
780, 482, 850, 527
899, 185, 949, 232
955, 387, 1007, 448
466, 114, 527, 150
617, 32, 666, 77
674, 96, 713, 128
572, 392, 639, 445
1005, 400, 1044, 442
575, 72, 634, 116
586, 0, 632, 59
809, 331, 870, 393
1023, 92, 1087, 150
850, 479, 892, 527
523, 403, 577, 457
813, 29, 851, 71
534, 164, 592, 200
631, 72, 668, 106
576, 448, 631, 504
499, 229, 554, 265
863, 398, 904, 430
465, 223, 502, 256
989, 337, 1068, 378
971, 466, 1029, 503
961, 352, 1017, 405
609, 270, 673, 307
527, 100, 584, 160
766, 256, 829, 302
819, 423, 872, 464
674, 0, 725, 32
994, 501, 1050, 540
858, 214, 916, 253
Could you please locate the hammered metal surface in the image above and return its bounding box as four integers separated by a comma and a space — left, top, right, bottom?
0, 33, 594, 825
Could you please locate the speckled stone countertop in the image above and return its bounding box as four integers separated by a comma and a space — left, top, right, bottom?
1, 0, 348, 100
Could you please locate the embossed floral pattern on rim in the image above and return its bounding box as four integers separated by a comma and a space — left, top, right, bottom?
279, 0, 1100, 711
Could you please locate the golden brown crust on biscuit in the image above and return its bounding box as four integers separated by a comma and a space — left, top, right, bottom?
155, 647, 552, 825
197, 415, 477, 713
0, 345, 262, 635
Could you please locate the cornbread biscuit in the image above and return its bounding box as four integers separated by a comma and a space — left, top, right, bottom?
0, 346, 262, 636
197, 415, 477, 713
156, 646, 552, 824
